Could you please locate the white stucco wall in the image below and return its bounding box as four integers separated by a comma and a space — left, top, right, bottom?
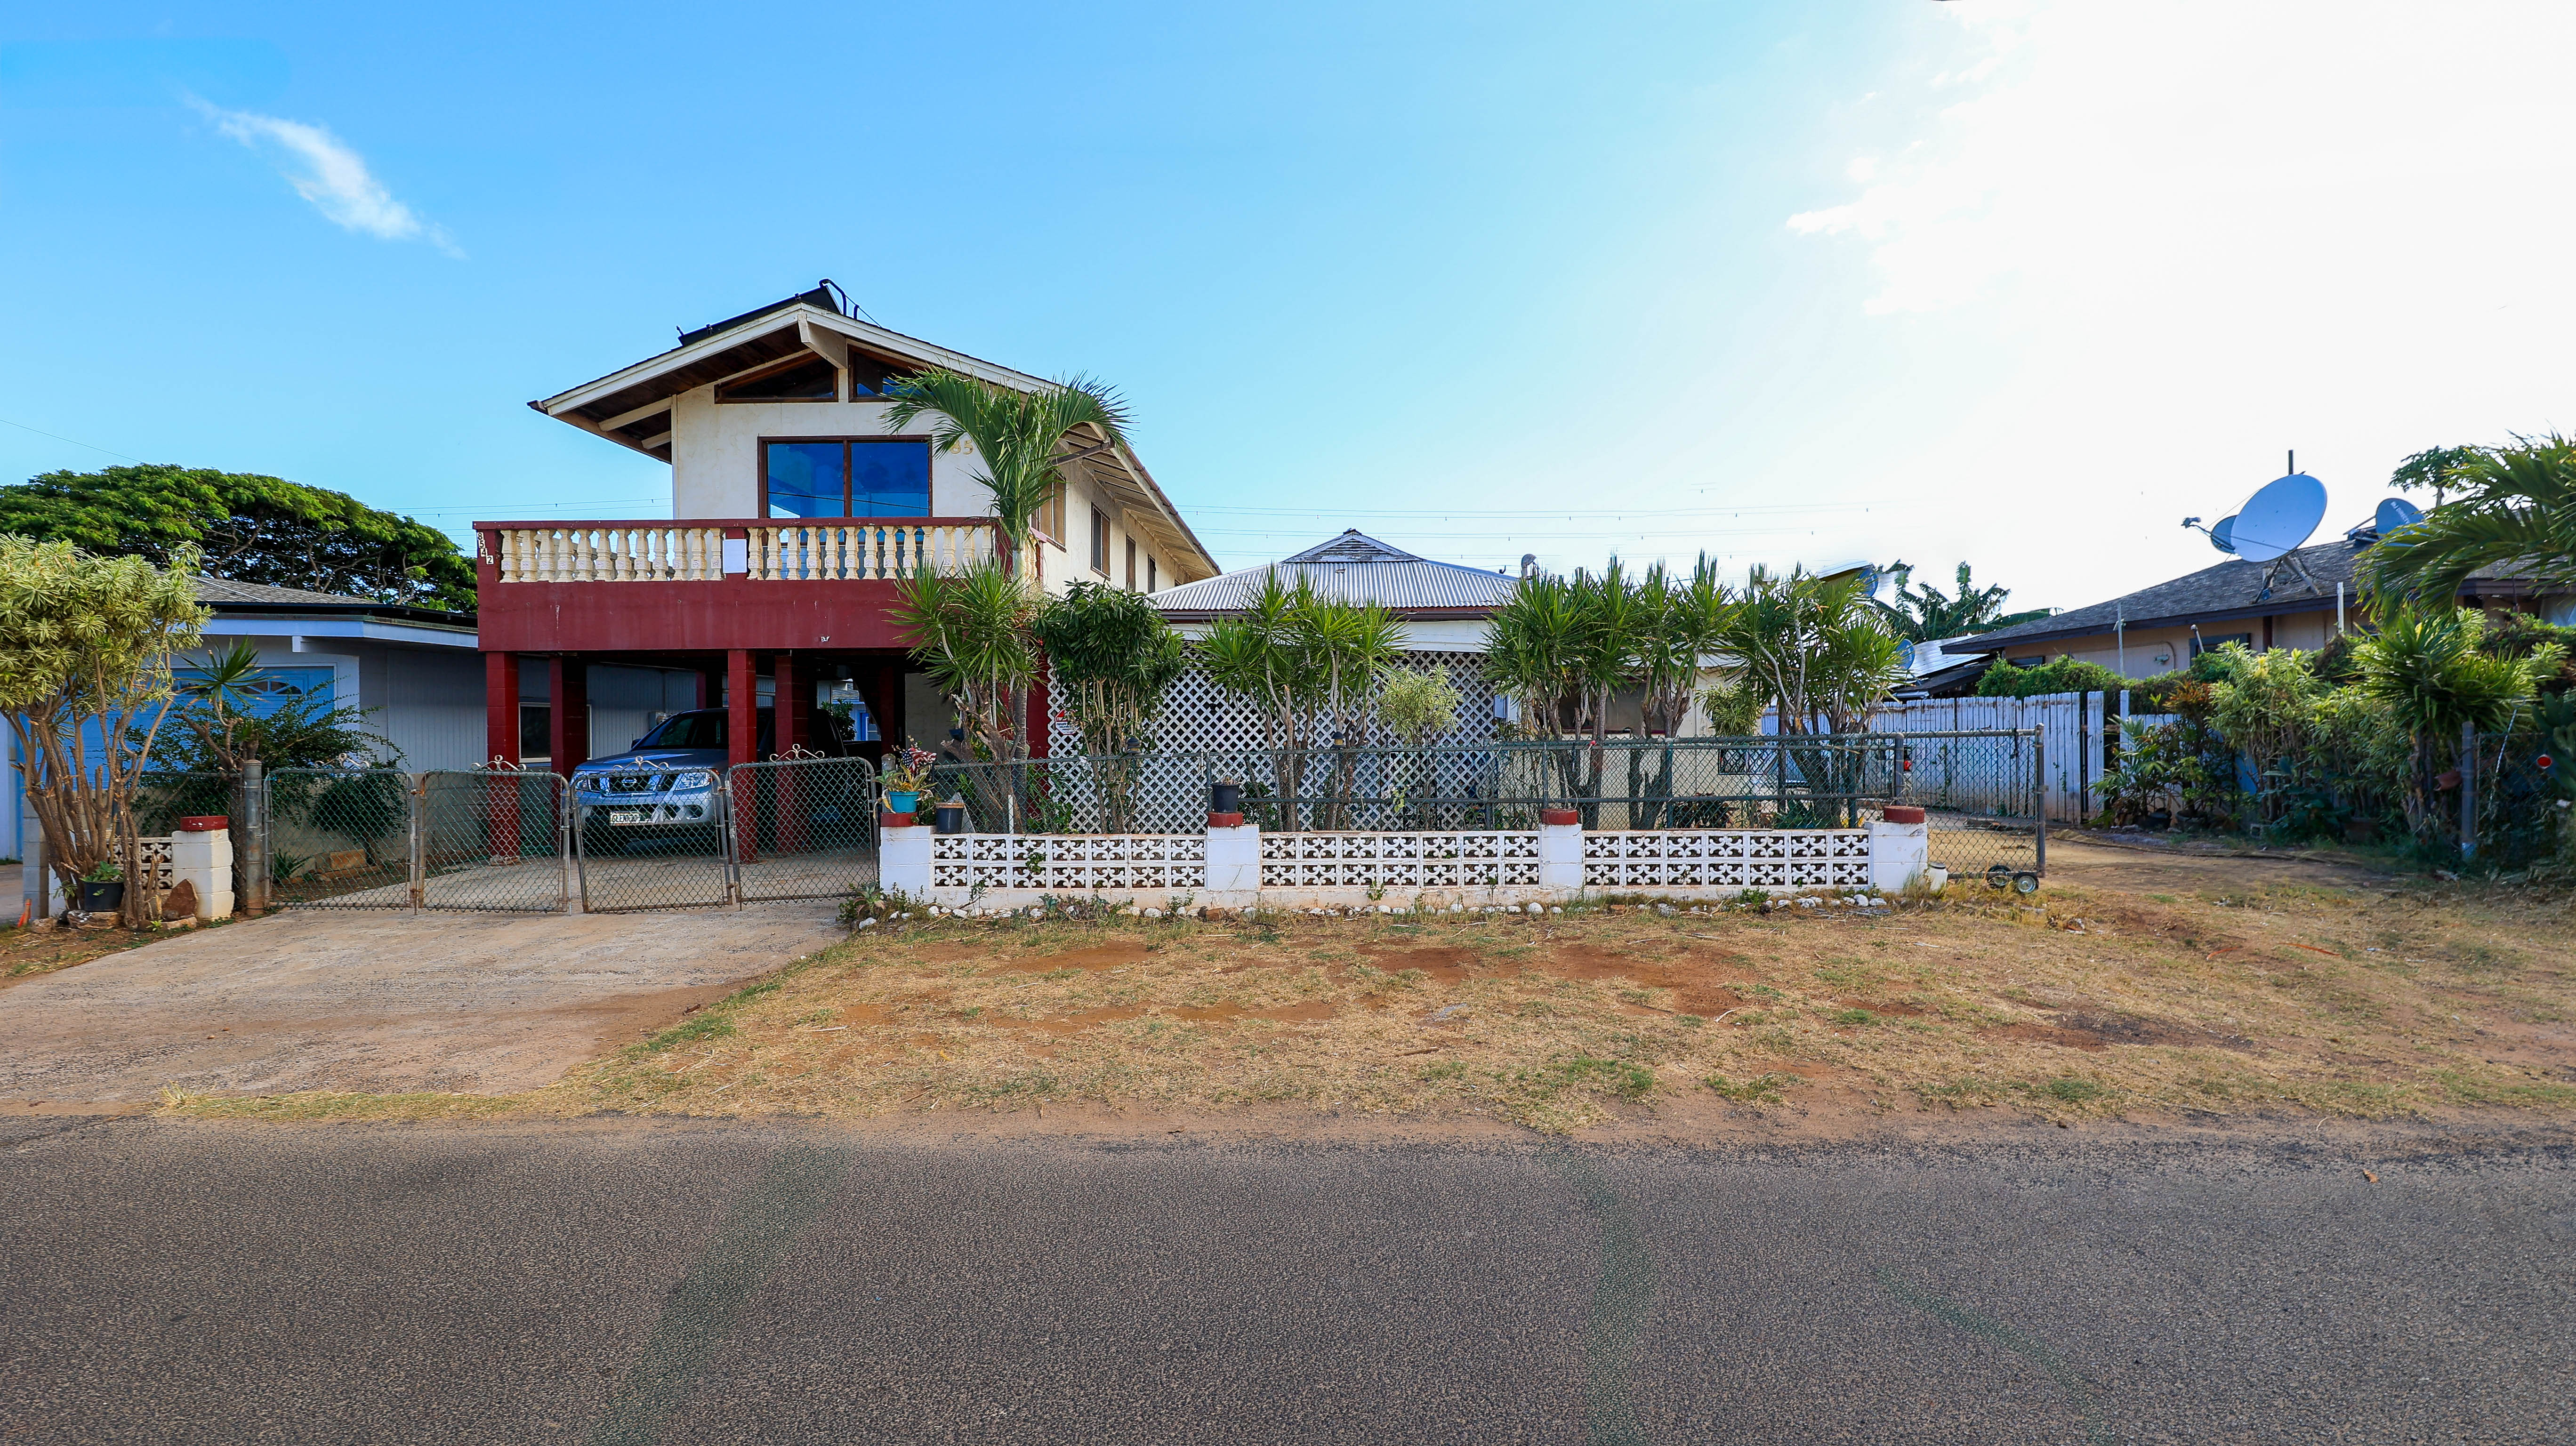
668, 389, 997, 519
665, 385, 1181, 600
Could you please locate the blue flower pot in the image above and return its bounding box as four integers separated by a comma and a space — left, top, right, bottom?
886, 790, 921, 814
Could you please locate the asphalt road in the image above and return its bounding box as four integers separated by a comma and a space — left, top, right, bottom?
2, 1117, 2568, 1445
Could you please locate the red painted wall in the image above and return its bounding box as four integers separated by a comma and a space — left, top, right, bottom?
475, 577, 926, 653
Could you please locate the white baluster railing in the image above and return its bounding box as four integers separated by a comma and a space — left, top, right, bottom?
486, 521, 995, 582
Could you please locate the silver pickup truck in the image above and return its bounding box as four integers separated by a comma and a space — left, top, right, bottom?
571, 707, 864, 852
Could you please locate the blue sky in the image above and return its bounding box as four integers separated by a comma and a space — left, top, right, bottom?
4, 3, 2571, 613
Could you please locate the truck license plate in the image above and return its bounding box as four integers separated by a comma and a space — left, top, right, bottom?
609, 809, 646, 826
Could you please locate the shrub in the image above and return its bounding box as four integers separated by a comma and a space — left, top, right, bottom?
1975, 656, 2126, 699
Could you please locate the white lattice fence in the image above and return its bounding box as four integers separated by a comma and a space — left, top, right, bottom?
1581, 830, 1869, 890
1256, 831, 1541, 889
1054, 653, 1498, 757
932, 834, 1207, 893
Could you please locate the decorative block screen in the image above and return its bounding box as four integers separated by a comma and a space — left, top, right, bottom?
1256, 831, 1542, 890
1581, 830, 1869, 890
931, 833, 1208, 893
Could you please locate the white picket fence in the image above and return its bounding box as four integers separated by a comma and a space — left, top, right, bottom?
1861, 693, 2144, 824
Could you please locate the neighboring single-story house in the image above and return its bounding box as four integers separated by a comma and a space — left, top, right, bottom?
11, 578, 488, 912
1137, 530, 1519, 751
1948, 523, 2576, 684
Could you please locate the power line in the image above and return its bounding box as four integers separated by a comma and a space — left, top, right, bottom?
0, 416, 145, 464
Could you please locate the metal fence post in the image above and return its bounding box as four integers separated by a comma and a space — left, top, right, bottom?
2459, 720, 2477, 861
721, 769, 742, 906
240, 759, 266, 916
2033, 726, 2048, 874
558, 779, 577, 912
406, 774, 427, 909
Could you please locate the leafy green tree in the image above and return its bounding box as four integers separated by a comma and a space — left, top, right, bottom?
1881, 562, 2049, 642
1373, 666, 1463, 745
0, 538, 208, 924
2388, 444, 2491, 508
0, 465, 475, 610
880, 369, 1130, 575
1030, 582, 1187, 756
1030, 582, 1186, 831
2364, 435, 2576, 607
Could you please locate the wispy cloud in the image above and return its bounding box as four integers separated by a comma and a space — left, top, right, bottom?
191, 98, 459, 256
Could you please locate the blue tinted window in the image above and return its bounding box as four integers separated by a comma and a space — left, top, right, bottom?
851, 441, 931, 517
765, 442, 845, 519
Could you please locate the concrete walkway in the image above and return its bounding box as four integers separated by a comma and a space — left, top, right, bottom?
0, 903, 844, 1105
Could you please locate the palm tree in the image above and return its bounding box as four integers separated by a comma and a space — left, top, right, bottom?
880, 369, 1131, 575
2363, 435, 2576, 608
1882, 562, 2049, 642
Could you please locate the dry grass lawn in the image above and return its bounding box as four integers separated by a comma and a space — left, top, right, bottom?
211, 872, 2550, 1134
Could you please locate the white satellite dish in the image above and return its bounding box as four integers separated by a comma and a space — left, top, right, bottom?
2228, 473, 2328, 562
2210, 516, 2238, 554
2374, 497, 2424, 534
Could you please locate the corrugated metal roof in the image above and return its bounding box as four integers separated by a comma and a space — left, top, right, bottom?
1151, 531, 1521, 614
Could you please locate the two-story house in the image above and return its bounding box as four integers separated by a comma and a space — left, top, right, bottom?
480, 284, 1218, 773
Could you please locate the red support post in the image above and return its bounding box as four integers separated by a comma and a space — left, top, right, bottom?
485, 652, 520, 766
728, 649, 758, 864
547, 655, 589, 779
727, 650, 759, 766
483, 651, 523, 859
772, 653, 808, 851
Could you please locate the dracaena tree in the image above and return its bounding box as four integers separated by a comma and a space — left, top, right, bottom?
0, 538, 208, 924
2351, 603, 2558, 847
879, 369, 1131, 575
1197, 571, 1411, 828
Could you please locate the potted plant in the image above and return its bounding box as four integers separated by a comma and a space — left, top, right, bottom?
76, 859, 127, 916
880, 743, 936, 818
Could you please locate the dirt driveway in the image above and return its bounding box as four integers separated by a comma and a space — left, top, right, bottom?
0, 904, 844, 1108
2042, 836, 2394, 892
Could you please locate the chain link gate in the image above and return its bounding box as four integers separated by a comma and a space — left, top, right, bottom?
731, 756, 879, 902
263, 767, 415, 908
421, 771, 567, 911
573, 772, 735, 914
1885, 729, 2047, 885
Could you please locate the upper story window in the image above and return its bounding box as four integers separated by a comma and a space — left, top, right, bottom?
1125, 537, 1136, 590
717, 355, 838, 402
1037, 483, 1067, 543
1090, 507, 1111, 575
845, 355, 903, 397
1147, 556, 1158, 592
763, 439, 933, 519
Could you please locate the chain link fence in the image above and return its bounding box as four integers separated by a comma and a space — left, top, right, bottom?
911, 732, 2045, 876
731, 756, 879, 902
573, 785, 734, 914
1882, 730, 2046, 883
131, 770, 251, 902
264, 767, 415, 908
422, 770, 567, 911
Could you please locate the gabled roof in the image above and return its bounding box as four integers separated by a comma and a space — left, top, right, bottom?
1151, 530, 1520, 616
1959, 535, 2555, 654
527, 285, 1216, 582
